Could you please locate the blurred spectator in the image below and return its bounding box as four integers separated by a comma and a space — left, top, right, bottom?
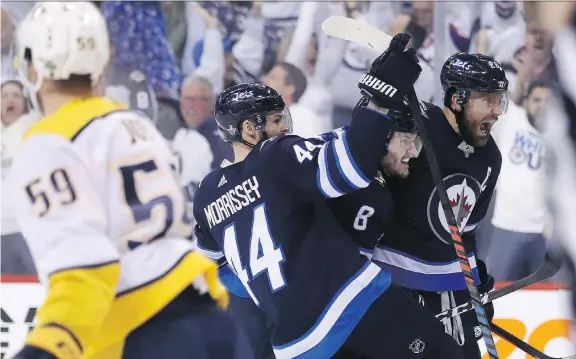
104, 68, 159, 124
263, 62, 329, 137
153, 96, 184, 140
2, 2, 35, 79
162, 1, 188, 70
171, 124, 213, 223
486, 80, 552, 280
509, 19, 557, 105
188, 5, 229, 94
1, 80, 28, 128
477, 2, 557, 106
1, 9, 16, 79
279, 2, 334, 128
474, 1, 525, 59
411, 0, 435, 64
182, 1, 251, 87
1, 79, 36, 182
474, 1, 524, 57
1, 80, 39, 275
102, 1, 182, 99
179, 75, 233, 169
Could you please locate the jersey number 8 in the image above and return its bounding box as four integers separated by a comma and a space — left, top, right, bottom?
222, 203, 286, 305
353, 205, 375, 231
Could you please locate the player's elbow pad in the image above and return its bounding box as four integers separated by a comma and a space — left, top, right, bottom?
26, 262, 121, 358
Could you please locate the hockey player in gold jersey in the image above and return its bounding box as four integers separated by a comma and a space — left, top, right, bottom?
9, 2, 251, 359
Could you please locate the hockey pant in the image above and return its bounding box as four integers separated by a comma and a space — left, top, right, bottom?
335, 284, 463, 359
228, 293, 275, 359
412, 261, 495, 359
121, 286, 254, 359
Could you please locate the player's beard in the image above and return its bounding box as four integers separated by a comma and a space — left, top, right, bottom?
380, 151, 410, 179
456, 107, 492, 147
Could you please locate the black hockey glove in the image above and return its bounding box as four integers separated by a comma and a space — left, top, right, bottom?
358, 33, 422, 110
12, 346, 58, 359
477, 259, 495, 322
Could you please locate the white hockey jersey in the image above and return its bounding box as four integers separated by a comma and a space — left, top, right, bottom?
9, 97, 226, 358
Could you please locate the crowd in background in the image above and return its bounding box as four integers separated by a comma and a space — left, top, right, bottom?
0, 1, 561, 283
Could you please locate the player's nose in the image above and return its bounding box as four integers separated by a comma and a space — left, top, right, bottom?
491, 104, 504, 116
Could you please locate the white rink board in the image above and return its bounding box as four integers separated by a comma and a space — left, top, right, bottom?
478, 287, 575, 358
0, 283, 574, 358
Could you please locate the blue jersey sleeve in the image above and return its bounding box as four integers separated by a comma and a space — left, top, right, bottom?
193, 193, 225, 262
193, 191, 250, 298
263, 107, 394, 199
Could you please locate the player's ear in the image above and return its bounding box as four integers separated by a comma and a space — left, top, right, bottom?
242, 119, 256, 136
451, 93, 462, 112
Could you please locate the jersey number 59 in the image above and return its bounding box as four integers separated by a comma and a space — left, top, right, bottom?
222, 203, 286, 305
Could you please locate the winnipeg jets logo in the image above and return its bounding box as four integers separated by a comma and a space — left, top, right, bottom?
427, 174, 482, 244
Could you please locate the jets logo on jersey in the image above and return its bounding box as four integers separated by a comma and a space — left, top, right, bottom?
427, 173, 482, 244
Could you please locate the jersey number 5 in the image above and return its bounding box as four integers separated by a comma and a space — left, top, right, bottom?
118, 158, 191, 250
223, 203, 286, 305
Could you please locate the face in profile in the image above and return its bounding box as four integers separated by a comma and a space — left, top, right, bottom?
381, 131, 422, 178
264, 109, 291, 138
1, 81, 27, 126
460, 91, 507, 147
243, 109, 292, 145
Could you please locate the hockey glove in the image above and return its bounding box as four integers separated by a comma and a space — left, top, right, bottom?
358, 33, 422, 110
13, 324, 82, 359
477, 259, 495, 321
12, 346, 58, 359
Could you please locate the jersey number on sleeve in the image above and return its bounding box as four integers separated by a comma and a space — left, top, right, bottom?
25, 168, 77, 217
223, 203, 286, 305
293, 141, 323, 163
353, 205, 375, 231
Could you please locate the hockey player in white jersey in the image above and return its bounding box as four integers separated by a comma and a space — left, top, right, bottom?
9, 3, 251, 359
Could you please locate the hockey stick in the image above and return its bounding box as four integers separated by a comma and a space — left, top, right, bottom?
435, 247, 564, 320
322, 15, 500, 359
491, 322, 576, 359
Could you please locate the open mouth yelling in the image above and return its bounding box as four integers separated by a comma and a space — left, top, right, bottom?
479, 118, 497, 136
4, 104, 16, 116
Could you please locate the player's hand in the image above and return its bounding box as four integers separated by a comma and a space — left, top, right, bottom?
14, 325, 82, 359
477, 259, 495, 321
358, 32, 421, 110
12, 346, 58, 359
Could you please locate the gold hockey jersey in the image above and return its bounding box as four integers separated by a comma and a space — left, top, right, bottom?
9, 97, 226, 358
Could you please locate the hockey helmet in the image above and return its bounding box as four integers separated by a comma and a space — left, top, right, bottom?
16, 2, 110, 112
441, 52, 508, 108
353, 96, 418, 134
214, 83, 292, 144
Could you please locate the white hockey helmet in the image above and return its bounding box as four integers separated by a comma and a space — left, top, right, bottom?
16, 2, 110, 91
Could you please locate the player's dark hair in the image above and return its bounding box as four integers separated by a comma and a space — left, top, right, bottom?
24, 48, 95, 92
276, 62, 307, 103
525, 79, 553, 98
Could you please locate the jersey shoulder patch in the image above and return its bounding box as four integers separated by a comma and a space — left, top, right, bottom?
24, 97, 127, 143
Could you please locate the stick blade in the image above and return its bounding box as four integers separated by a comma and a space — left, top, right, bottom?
321, 15, 392, 53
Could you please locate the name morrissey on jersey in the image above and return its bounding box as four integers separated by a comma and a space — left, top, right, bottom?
204, 176, 261, 228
